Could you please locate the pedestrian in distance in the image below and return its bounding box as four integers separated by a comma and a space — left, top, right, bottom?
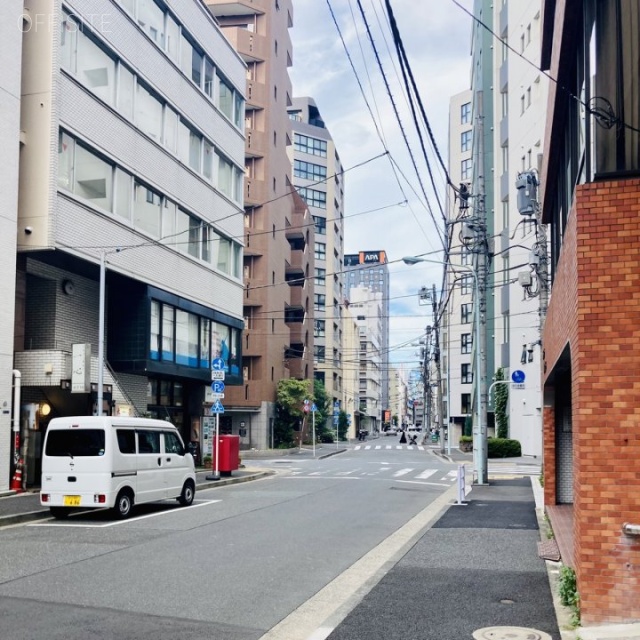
399, 431, 407, 444
358, 428, 366, 441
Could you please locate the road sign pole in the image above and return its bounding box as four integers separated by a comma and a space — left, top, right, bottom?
214, 412, 220, 479
312, 409, 316, 458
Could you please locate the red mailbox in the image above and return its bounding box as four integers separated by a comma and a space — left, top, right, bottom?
212, 435, 240, 475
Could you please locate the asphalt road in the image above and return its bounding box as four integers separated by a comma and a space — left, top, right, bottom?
0, 445, 458, 639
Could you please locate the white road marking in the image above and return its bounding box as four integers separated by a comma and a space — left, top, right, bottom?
29, 499, 222, 528
415, 469, 437, 480
392, 468, 413, 477
396, 480, 451, 487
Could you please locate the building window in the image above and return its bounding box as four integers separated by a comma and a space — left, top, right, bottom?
294, 159, 327, 181
314, 320, 325, 337
461, 363, 473, 384
461, 393, 471, 414
134, 182, 162, 237
315, 268, 326, 286
298, 187, 327, 209
314, 242, 326, 261
461, 102, 471, 124
460, 274, 472, 295
461, 333, 472, 354
294, 133, 327, 157
313, 215, 326, 235
461, 130, 472, 153
461, 158, 472, 181
461, 303, 472, 324
314, 294, 326, 311
314, 345, 325, 362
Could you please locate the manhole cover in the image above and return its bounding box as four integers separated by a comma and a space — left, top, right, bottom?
473, 627, 552, 640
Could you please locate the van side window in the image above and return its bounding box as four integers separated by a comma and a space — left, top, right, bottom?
137, 430, 160, 454
116, 430, 136, 454
164, 432, 185, 455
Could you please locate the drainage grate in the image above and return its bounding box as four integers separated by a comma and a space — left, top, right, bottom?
473, 627, 553, 640
537, 539, 561, 562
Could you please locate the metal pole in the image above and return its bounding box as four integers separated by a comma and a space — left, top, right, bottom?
97, 250, 105, 417
470, 267, 486, 484
312, 409, 316, 457
214, 412, 220, 479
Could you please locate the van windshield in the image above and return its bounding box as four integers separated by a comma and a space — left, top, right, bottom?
45, 429, 106, 457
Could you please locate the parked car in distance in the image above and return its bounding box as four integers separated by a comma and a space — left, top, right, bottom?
384, 427, 398, 436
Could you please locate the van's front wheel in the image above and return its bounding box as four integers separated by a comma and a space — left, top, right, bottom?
178, 480, 195, 506
113, 489, 134, 519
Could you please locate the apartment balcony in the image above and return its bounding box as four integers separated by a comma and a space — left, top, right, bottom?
244, 176, 266, 206
222, 27, 268, 63
205, 0, 268, 18
285, 260, 305, 287
284, 303, 305, 326
246, 80, 267, 110
246, 127, 266, 159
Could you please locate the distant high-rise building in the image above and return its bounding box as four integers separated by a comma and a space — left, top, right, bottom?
287, 97, 345, 415
206, 0, 315, 449
343, 251, 390, 425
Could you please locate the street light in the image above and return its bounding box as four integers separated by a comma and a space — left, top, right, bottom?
402, 255, 487, 484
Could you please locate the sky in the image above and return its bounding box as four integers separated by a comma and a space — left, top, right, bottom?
288, 0, 475, 372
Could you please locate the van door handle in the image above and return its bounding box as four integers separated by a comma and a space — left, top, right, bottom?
157, 457, 162, 467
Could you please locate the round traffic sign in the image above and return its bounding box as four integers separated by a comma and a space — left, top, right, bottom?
511, 370, 526, 384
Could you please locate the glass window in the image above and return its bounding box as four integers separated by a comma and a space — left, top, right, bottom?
234, 167, 243, 203
178, 120, 191, 166
137, 0, 165, 48
461, 102, 471, 124
60, 11, 78, 73
116, 430, 136, 454
218, 154, 233, 197
293, 133, 327, 157
150, 300, 160, 360
204, 58, 214, 98
200, 318, 210, 368
118, 65, 135, 120
162, 199, 176, 243
203, 140, 214, 180
191, 47, 203, 87
217, 237, 231, 273
314, 294, 326, 310
175, 310, 192, 366
137, 430, 160, 454
180, 34, 192, 77
461, 363, 473, 384
114, 168, 132, 220
218, 76, 234, 120
298, 187, 326, 209
164, 106, 179, 153
234, 92, 243, 129
313, 215, 326, 235
77, 29, 116, 105
135, 84, 163, 141
134, 182, 161, 236
187, 215, 201, 258
461, 303, 472, 324
166, 13, 180, 62
233, 243, 242, 278
461, 158, 472, 181
74, 144, 113, 211
315, 268, 326, 285
461, 333, 472, 354
202, 225, 212, 263
45, 429, 106, 457
461, 130, 472, 153
162, 304, 174, 360
294, 160, 327, 181
58, 131, 74, 191
189, 130, 202, 172
164, 431, 184, 455
314, 320, 325, 337
314, 242, 326, 260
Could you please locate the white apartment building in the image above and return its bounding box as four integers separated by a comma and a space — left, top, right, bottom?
287, 97, 345, 417
445, 89, 473, 445
494, 0, 548, 456
1, 2, 24, 492
12, 0, 246, 486
347, 285, 382, 434
341, 304, 359, 439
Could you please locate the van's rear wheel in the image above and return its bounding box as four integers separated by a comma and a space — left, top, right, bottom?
50, 507, 70, 519
178, 480, 195, 506
113, 490, 134, 519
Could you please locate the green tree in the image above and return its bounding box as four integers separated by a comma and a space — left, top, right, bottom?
312, 379, 332, 441
494, 367, 509, 439
337, 410, 349, 441
274, 379, 313, 447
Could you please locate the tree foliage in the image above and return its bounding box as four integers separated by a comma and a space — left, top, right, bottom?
494, 367, 509, 439
274, 379, 313, 447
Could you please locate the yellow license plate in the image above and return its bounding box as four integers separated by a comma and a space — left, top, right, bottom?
63, 495, 81, 506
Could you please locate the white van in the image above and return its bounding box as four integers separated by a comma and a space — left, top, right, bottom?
40, 416, 196, 519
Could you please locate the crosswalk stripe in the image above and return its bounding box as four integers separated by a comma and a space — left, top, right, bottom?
396, 445, 402, 450
365, 445, 371, 450
393, 468, 413, 477
354, 445, 361, 450
375, 446, 381, 450
415, 469, 437, 479
386, 445, 392, 449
